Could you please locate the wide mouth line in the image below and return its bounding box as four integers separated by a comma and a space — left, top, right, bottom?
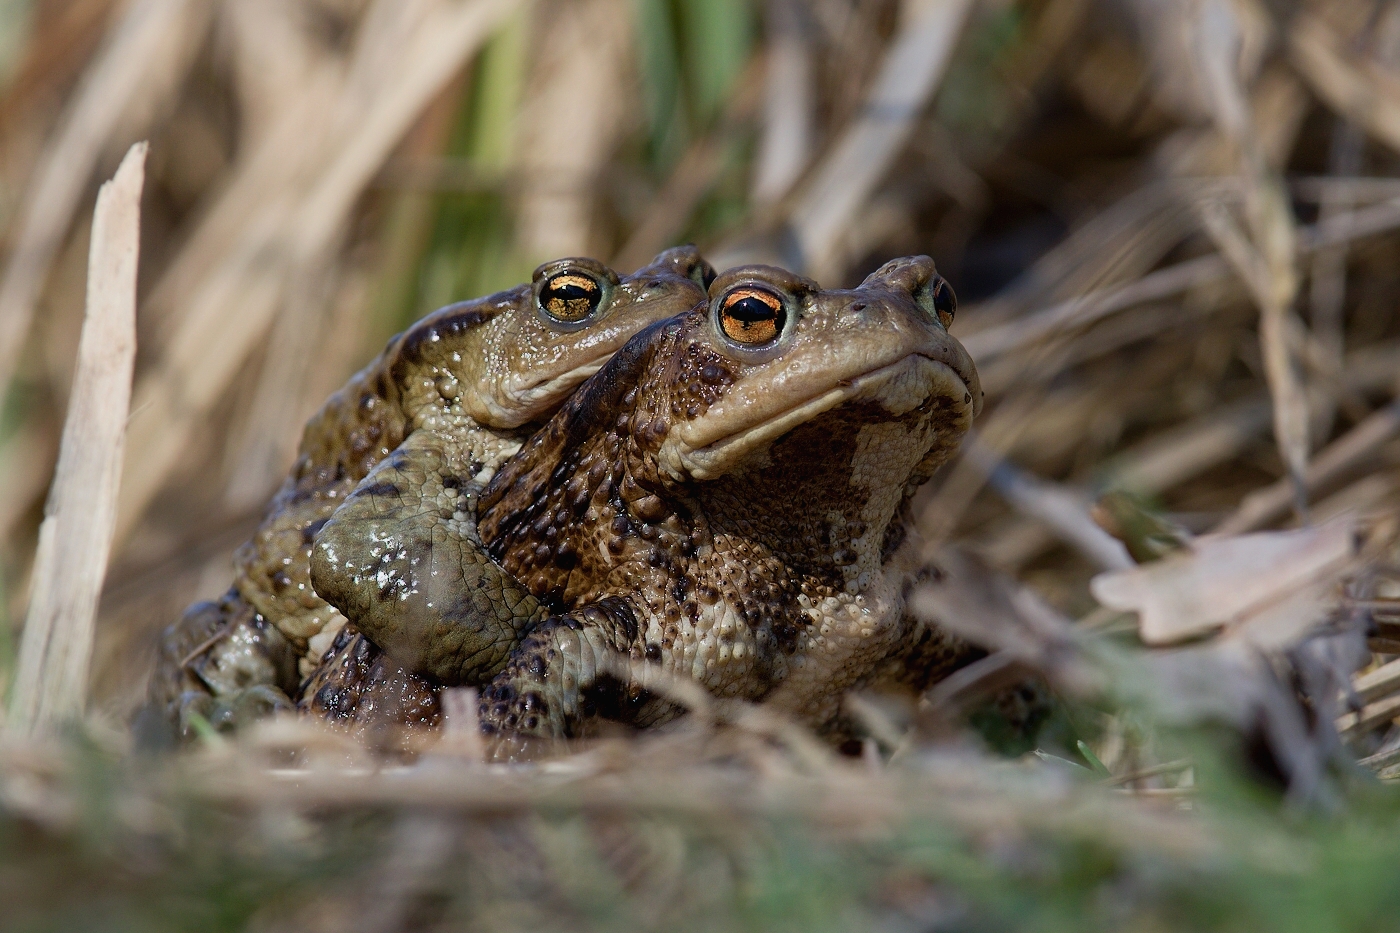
687, 350, 968, 456
515, 356, 609, 399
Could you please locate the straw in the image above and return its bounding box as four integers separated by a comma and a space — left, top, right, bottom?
7, 142, 145, 735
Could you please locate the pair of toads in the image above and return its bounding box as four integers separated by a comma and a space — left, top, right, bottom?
144, 246, 984, 746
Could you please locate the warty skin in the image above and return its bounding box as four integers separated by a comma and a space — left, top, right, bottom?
473, 255, 982, 741
143, 247, 715, 740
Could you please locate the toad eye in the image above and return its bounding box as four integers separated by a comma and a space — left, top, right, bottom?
540, 272, 603, 323
718, 287, 786, 346
929, 275, 952, 326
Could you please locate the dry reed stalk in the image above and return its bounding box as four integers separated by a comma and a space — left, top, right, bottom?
788, 0, 974, 279
613, 57, 763, 272
206, 0, 363, 509
219, 0, 336, 153
1338, 693, 1400, 736
964, 254, 1230, 362
221, 260, 345, 511
961, 436, 1133, 571
970, 182, 1207, 329
1291, 8, 1400, 157
6, 142, 145, 736
1352, 656, 1400, 704
114, 0, 521, 540
1292, 175, 1400, 202
1194, 13, 1309, 517
0, 0, 120, 129
750, 0, 814, 204
0, 0, 208, 399
513, 0, 633, 263
1215, 396, 1400, 534
1117, 1, 1313, 521
983, 341, 1400, 569
1307, 123, 1365, 439
965, 193, 1400, 370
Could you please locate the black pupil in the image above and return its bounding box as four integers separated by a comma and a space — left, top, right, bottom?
932, 280, 956, 319
543, 276, 600, 320
729, 296, 777, 323
552, 282, 591, 302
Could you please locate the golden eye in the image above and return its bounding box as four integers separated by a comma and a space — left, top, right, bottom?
719, 287, 785, 346
930, 276, 956, 328
540, 272, 603, 323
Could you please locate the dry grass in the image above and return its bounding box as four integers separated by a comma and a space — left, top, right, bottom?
7, 0, 1400, 928
7, 140, 143, 735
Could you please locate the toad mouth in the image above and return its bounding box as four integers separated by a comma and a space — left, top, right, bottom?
672, 351, 975, 481
516, 358, 608, 408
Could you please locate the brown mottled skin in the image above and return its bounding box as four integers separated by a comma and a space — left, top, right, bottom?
143, 248, 714, 740
473, 256, 982, 739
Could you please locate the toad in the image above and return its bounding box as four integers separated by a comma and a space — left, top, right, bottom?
144, 248, 714, 738
472, 256, 981, 739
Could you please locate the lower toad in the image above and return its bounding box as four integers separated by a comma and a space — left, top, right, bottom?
472, 256, 981, 739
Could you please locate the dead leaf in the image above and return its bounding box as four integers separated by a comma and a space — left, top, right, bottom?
1090, 518, 1358, 646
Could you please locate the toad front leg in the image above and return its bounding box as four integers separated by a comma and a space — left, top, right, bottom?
310, 429, 547, 686
477, 598, 665, 738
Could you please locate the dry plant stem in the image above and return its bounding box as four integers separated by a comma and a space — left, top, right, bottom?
982, 340, 1400, 571
1196, 5, 1309, 521
1043, 339, 1394, 492
438, 688, 486, 761
1195, 192, 1309, 521
114, 0, 520, 542
1336, 693, 1400, 737
916, 398, 1043, 545
1351, 657, 1400, 706
963, 253, 1229, 361
215, 1, 363, 510
1290, 9, 1400, 157
1291, 176, 1400, 202
221, 261, 341, 510
1100, 759, 1193, 787
1110, 395, 1273, 494
788, 0, 973, 278
0, 0, 207, 399
965, 193, 1400, 370
1308, 120, 1363, 439
963, 436, 1133, 571
7, 142, 145, 735
613, 58, 763, 272
751, 0, 814, 204
923, 651, 1029, 712
1214, 396, 1400, 535
512, 0, 632, 263
1359, 743, 1400, 772
969, 181, 1209, 331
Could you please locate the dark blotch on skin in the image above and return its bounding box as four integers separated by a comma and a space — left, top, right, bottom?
388, 304, 497, 385
473, 261, 980, 741
300, 629, 440, 728
355, 481, 402, 500
301, 517, 330, 544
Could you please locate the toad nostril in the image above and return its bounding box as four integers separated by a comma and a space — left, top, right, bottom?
850, 302, 867, 313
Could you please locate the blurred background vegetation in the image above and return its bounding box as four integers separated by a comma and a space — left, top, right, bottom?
8, 0, 1400, 928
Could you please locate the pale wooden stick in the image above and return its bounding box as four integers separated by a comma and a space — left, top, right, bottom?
6, 142, 146, 736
